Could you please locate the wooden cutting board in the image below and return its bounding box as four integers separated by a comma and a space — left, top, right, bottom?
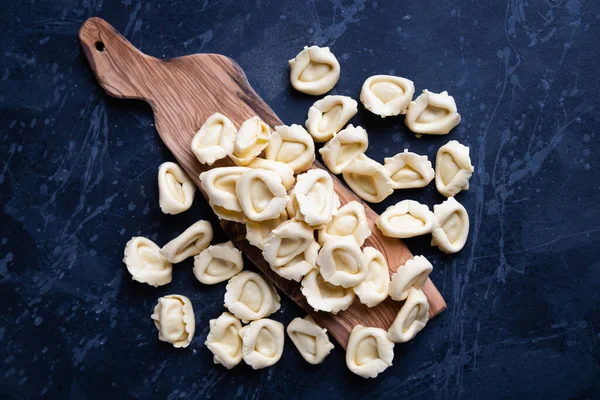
79, 17, 446, 349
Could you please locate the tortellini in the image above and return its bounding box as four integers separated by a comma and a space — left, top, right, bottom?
191, 112, 236, 165
354, 247, 390, 308
199, 166, 250, 213
383, 150, 435, 189
290, 169, 337, 226
376, 200, 435, 238
229, 116, 271, 166
247, 157, 295, 190
209, 201, 247, 223
287, 315, 334, 364
270, 240, 319, 282
301, 269, 355, 314
123, 237, 172, 287
265, 124, 315, 173
193, 241, 243, 285
160, 220, 213, 263
389, 255, 433, 301
224, 271, 281, 323
236, 169, 289, 222
431, 197, 469, 254
346, 325, 394, 379
157, 162, 195, 215
360, 75, 415, 117
288, 45, 340, 95
151, 294, 195, 348
387, 288, 429, 343
317, 236, 368, 288
342, 154, 394, 203
305, 95, 358, 142
405, 90, 461, 135
318, 200, 371, 246
239, 318, 285, 369
205, 312, 243, 369
246, 210, 288, 250
262, 219, 314, 267
435, 140, 474, 197
319, 124, 369, 174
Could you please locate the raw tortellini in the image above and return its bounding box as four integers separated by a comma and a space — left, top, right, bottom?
239, 318, 285, 369
290, 169, 337, 226
191, 112, 236, 165
230, 116, 271, 166
301, 269, 355, 314
157, 162, 195, 215
389, 255, 433, 301
288, 45, 340, 95
223, 271, 281, 323
354, 247, 390, 308
199, 166, 250, 215
247, 158, 295, 190
236, 169, 289, 222
431, 196, 469, 254
376, 200, 435, 238
319, 124, 369, 174
435, 140, 474, 197
160, 220, 213, 263
342, 154, 394, 203
317, 236, 368, 288
265, 124, 316, 174
360, 75, 415, 117
124, 237, 172, 287
151, 294, 195, 348
405, 90, 461, 135
305, 95, 358, 142
205, 312, 243, 369
193, 241, 243, 285
383, 150, 435, 189
318, 200, 371, 246
346, 325, 394, 379
287, 315, 334, 364
262, 219, 314, 267
387, 288, 429, 343
270, 241, 320, 282
246, 210, 288, 250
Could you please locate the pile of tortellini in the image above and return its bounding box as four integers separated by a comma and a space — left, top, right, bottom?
121, 44, 475, 379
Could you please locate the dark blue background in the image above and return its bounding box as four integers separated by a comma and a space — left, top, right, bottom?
1, 0, 598, 399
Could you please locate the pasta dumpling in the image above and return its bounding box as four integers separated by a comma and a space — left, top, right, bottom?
384, 150, 435, 189
405, 90, 461, 135
265, 124, 316, 174
387, 288, 429, 343
230, 117, 271, 166
246, 210, 288, 250
317, 236, 368, 288
224, 271, 281, 323
247, 157, 295, 190
270, 240, 319, 282
360, 75, 415, 117
301, 269, 355, 314
287, 315, 334, 364
354, 247, 390, 308
376, 200, 435, 238
158, 162, 195, 215
291, 169, 337, 226
288, 45, 340, 95
124, 237, 172, 287
151, 294, 195, 348
236, 169, 289, 222
305, 95, 358, 142
431, 197, 469, 254
346, 325, 394, 379
191, 112, 236, 165
210, 201, 246, 223
319, 124, 369, 174
160, 220, 213, 263
239, 318, 285, 369
205, 312, 243, 369
262, 219, 314, 267
199, 166, 250, 212
342, 154, 394, 203
193, 241, 243, 285
435, 140, 474, 197
318, 200, 371, 246
389, 255, 433, 301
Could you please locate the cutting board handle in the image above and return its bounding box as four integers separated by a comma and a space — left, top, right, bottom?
79, 17, 156, 100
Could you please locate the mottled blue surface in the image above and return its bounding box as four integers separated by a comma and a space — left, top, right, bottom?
1, 0, 599, 399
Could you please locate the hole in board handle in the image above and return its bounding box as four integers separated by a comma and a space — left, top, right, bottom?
94, 41, 105, 52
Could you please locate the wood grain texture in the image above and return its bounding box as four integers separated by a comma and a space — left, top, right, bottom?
79, 17, 446, 349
